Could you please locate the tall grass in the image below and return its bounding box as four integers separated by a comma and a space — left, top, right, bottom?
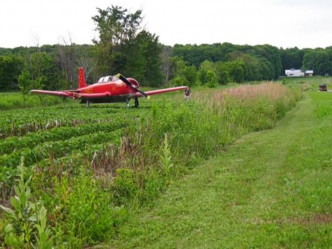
104, 82, 302, 207
0, 92, 70, 110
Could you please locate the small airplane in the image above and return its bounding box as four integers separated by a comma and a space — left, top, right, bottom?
31, 67, 190, 108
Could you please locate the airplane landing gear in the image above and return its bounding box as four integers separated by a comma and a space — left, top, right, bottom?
134, 97, 139, 108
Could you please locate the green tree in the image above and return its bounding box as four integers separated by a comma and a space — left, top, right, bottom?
226, 60, 245, 83
258, 58, 274, 80
92, 5, 143, 75
197, 60, 216, 85
170, 57, 187, 77
27, 52, 58, 90
169, 57, 197, 87
206, 70, 218, 88
183, 66, 197, 87
0, 55, 23, 91
250, 44, 282, 79
280, 47, 304, 72
92, 6, 163, 86
303, 49, 331, 75
134, 31, 163, 86
18, 70, 32, 101
173, 43, 282, 80
215, 61, 230, 84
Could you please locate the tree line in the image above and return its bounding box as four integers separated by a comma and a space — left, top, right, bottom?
171, 44, 332, 87
1, 6, 332, 92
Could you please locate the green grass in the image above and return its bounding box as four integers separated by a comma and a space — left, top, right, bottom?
107, 91, 332, 248
0, 92, 72, 110
280, 76, 332, 91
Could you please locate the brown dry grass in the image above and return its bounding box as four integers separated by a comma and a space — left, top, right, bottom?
193, 82, 293, 113
218, 82, 288, 101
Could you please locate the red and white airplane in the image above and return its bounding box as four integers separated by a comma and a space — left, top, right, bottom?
31, 67, 190, 107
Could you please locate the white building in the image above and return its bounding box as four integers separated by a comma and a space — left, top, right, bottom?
305, 70, 314, 76
285, 69, 304, 77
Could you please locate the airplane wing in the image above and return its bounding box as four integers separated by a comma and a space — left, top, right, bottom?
134, 86, 188, 97
31, 90, 112, 99
30, 90, 73, 98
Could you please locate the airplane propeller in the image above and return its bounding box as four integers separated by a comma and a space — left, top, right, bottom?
117, 74, 149, 98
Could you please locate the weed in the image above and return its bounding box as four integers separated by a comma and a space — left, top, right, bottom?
159, 133, 174, 180
51, 166, 116, 248
0, 157, 53, 248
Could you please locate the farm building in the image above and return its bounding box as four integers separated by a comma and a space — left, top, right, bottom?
305, 70, 314, 76
285, 69, 304, 77
285, 69, 314, 77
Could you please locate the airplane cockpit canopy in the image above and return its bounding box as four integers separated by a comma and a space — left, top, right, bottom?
97, 75, 119, 83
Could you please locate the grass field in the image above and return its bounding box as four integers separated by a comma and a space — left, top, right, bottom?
0, 78, 330, 248
108, 90, 332, 248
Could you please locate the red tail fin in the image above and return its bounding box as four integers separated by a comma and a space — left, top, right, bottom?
78, 67, 87, 88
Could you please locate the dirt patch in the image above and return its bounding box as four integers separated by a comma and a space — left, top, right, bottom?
249, 213, 332, 226
305, 213, 332, 225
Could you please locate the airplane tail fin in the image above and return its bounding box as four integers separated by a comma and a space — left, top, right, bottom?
78, 67, 87, 88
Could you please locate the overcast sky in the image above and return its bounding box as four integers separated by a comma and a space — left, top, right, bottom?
1, 0, 332, 49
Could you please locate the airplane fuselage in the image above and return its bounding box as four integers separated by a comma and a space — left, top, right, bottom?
76, 79, 139, 104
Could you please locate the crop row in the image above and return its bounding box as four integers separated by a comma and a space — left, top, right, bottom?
0, 109, 141, 139
0, 141, 118, 203
31, 142, 115, 182
0, 104, 132, 127
0, 121, 127, 155
0, 129, 123, 172
0, 119, 93, 139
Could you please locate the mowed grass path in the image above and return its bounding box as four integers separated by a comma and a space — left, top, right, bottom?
109, 92, 332, 248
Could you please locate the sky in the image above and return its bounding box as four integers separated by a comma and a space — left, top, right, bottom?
1, 0, 332, 49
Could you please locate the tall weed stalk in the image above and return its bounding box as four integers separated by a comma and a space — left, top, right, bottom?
0, 157, 53, 249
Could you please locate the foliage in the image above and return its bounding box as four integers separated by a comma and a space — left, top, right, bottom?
303, 49, 332, 76
92, 6, 163, 86
92, 6, 142, 47
92, 5, 142, 75
170, 44, 285, 85
0, 158, 53, 249
51, 167, 117, 247
215, 61, 230, 84
127, 30, 163, 86
171, 43, 332, 81
2, 32, 332, 92
226, 59, 246, 83
0, 55, 23, 91
170, 57, 196, 86
18, 70, 33, 100
196, 60, 215, 85
159, 133, 174, 180
280, 47, 305, 72
173, 43, 282, 81
206, 70, 218, 88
